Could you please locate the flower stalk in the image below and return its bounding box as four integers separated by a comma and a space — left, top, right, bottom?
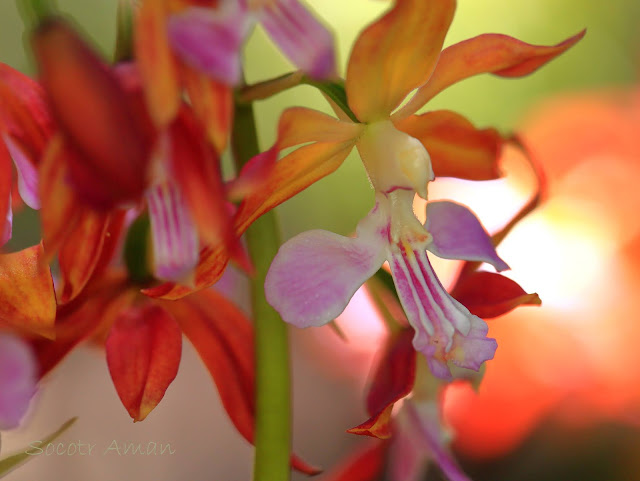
232, 100, 291, 481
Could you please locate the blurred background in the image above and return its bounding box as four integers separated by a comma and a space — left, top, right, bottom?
1, 0, 640, 480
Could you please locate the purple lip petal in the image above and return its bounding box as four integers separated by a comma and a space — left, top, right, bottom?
404, 400, 473, 481
167, 6, 251, 85
0, 334, 37, 430
146, 182, 200, 284
425, 200, 509, 271
389, 241, 495, 380
3, 135, 40, 210
265, 203, 389, 328
259, 0, 336, 79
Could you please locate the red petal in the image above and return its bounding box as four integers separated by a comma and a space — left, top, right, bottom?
395, 110, 503, 180
163, 289, 317, 474
451, 271, 542, 319
0, 141, 12, 246
348, 329, 416, 439
169, 109, 249, 271
161, 289, 255, 439
106, 303, 182, 421
322, 441, 388, 481
0, 244, 56, 338
57, 210, 125, 304
32, 19, 151, 208
0, 62, 53, 156
32, 275, 133, 377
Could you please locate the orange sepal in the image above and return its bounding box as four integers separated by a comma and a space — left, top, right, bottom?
395, 110, 503, 180
234, 140, 355, 235
106, 303, 182, 422
451, 271, 541, 319
345, 0, 455, 122
0, 244, 56, 338
32, 19, 151, 208
395, 30, 586, 120
347, 404, 395, 439
182, 65, 232, 152
135, 0, 181, 128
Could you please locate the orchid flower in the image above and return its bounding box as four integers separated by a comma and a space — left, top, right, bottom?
29, 262, 319, 475
0, 334, 38, 430
135, 0, 336, 151
25, 19, 248, 303
257, 0, 582, 379
142, 0, 583, 304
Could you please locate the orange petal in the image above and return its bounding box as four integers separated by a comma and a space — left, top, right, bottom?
348, 329, 416, 439
346, 0, 455, 122
0, 244, 56, 339
395, 110, 502, 180
182, 65, 232, 152
32, 19, 151, 208
135, 0, 181, 128
451, 271, 541, 319
394, 30, 586, 120
106, 303, 182, 422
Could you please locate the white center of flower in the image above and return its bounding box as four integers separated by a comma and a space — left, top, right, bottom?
356, 120, 434, 199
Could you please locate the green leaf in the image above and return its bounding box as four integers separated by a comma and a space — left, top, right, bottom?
0, 417, 77, 479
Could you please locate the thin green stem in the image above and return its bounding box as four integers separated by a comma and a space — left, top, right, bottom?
114, 0, 135, 63
18, 0, 56, 27
232, 102, 291, 481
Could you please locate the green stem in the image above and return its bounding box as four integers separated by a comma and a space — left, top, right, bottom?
232, 102, 291, 481
18, 0, 56, 27
114, 0, 135, 63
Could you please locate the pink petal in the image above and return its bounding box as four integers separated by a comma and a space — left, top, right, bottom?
146, 182, 200, 284
167, 6, 250, 85
404, 400, 473, 481
425, 201, 509, 271
3, 135, 40, 210
389, 242, 496, 380
259, 0, 336, 79
265, 202, 390, 328
0, 334, 37, 430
